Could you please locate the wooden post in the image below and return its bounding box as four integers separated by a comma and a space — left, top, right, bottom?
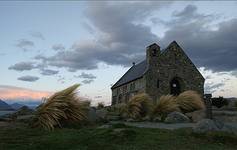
204, 94, 212, 119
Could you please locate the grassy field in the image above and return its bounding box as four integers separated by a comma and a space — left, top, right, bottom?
0, 123, 237, 150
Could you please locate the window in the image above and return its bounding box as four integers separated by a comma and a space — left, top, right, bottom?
152, 49, 157, 56
130, 82, 135, 91
157, 79, 160, 88
123, 85, 127, 93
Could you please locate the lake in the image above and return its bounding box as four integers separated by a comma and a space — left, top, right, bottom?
0, 111, 16, 117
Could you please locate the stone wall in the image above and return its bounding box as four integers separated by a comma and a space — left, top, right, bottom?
111, 77, 146, 105
145, 41, 205, 102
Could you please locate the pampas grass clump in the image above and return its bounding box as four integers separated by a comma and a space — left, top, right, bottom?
175, 90, 204, 113
152, 95, 180, 119
127, 93, 152, 119
33, 84, 90, 130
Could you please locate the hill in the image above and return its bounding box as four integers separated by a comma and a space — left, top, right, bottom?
0, 99, 14, 110
10, 103, 24, 110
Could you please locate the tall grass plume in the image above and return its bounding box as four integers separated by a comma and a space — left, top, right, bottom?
33, 84, 90, 130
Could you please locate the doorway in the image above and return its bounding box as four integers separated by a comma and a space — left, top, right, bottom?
170, 77, 182, 95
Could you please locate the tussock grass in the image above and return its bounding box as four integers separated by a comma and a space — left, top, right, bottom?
152, 95, 180, 119
33, 84, 90, 130
175, 90, 204, 113
127, 93, 152, 119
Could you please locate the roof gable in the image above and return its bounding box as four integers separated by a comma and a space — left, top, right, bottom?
111, 60, 147, 89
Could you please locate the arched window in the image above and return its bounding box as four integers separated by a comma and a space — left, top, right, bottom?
157, 79, 160, 88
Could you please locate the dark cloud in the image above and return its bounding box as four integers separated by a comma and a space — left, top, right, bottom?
52, 44, 65, 51
16, 39, 34, 51
8, 62, 36, 71
160, 5, 237, 72
82, 79, 94, 84
75, 72, 96, 79
34, 3, 236, 73
17, 75, 39, 82
40, 69, 59, 76
34, 1, 171, 71
30, 32, 45, 40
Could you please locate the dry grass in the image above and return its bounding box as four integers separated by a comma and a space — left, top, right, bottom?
175, 90, 205, 113
33, 84, 90, 130
127, 93, 152, 119
152, 95, 180, 119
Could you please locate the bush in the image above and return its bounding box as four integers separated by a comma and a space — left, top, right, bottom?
152, 95, 180, 120
127, 93, 152, 119
97, 102, 105, 109
211, 97, 228, 108
175, 90, 204, 113
33, 84, 90, 130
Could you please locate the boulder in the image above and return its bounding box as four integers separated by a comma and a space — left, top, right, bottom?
141, 116, 151, 122
164, 112, 190, 123
193, 119, 219, 133
107, 115, 121, 121
98, 124, 112, 129
126, 118, 136, 122
152, 117, 161, 122
185, 109, 205, 123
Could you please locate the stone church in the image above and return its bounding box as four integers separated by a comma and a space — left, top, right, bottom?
111, 41, 205, 105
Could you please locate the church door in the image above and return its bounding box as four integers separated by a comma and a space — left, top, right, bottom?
170, 78, 181, 96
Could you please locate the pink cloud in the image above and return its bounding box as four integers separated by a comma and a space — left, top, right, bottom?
0, 85, 52, 101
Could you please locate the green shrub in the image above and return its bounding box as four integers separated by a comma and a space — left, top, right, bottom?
97, 102, 105, 109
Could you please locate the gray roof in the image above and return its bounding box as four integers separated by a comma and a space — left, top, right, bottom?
111, 60, 147, 89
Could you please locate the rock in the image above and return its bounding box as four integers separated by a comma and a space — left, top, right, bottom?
185, 109, 206, 123
107, 115, 121, 121
152, 117, 161, 122
141, 116, 150, 121
164, 112, 190, 123
98, 124, 112, 129
126, 118, 136, 122
193, 119, 237, 134
193, 119, 219, 133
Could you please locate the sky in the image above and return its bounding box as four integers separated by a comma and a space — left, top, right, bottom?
0, 1, 237, 106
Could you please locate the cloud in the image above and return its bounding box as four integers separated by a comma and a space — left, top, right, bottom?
0, 85, 51, 100
34, 1, 171, 71
75, 72, 96, 79
16, 39, 34, 51
17, 75, 39, 82
160, 5, 237, 72
30, 31, 45, 40
8, 62, 36, 71
82, 79, 94, 84
52, 44, 65, 51
40, 69, 59, 76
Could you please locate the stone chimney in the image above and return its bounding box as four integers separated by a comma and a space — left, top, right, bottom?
146, 43, 160, 67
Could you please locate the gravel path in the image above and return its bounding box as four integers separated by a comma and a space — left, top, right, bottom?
111, 121, 237, 130
111, 121, 195, 130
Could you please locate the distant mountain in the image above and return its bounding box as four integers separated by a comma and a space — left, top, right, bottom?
10, 103, 24, 110
0, 99, 14, 110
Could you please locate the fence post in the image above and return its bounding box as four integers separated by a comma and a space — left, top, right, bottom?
204, 94, 212, 119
